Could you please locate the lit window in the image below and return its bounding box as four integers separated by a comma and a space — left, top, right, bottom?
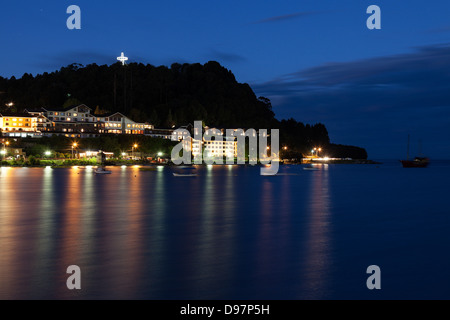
74, 113, 78, 117
67, 118, 71, 121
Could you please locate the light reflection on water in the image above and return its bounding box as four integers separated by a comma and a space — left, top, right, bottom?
1, 163, 450, 299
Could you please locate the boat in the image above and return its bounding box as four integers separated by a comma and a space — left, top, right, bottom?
94, 167, 112, 174
400, 157, 429, 168
303, 164, 319, 171
173, 173, 197, 177
400, 135, 429, 168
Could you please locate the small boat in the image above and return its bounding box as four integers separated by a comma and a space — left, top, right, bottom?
303, 164, 319, 171
94, 167, 112, 174
400, 135, 429, 168
173, 173, 197, 177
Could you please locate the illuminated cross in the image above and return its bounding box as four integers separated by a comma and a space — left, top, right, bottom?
117, 52, 128, 65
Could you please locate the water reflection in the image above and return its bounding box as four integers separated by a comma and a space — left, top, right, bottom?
301, 166, 331, 299
0, 165, 330, 299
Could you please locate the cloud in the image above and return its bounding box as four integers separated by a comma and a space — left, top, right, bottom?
210, 50, 247, 63
30, 51, 115, 72
251, 11, 321, 24
426, 25, 450, 34
252, 43, 450, 158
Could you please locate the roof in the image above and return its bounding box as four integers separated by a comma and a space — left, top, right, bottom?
43, 104, 92, 112
94, 111, 127, 118
0, 112, 36, 117
24, 108, 45, 113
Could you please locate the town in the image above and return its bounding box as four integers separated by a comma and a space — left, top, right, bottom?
0, 103, 245, 164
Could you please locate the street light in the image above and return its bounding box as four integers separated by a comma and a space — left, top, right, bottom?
158, 152, 163, 157
45, 151, 51, 157
2, 141, 9, 160
72, 142, 78, 159
132, 144, 138, 160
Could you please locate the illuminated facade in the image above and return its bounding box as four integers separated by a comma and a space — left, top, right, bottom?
0, 113, 43, 137
1, 104, 154, 138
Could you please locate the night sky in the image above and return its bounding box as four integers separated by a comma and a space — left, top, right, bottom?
1, 0, 450, 159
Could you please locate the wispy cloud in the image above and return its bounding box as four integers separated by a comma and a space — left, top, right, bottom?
426, 25, 450, 34
252, 43, 450, 158
251, 11, 321, 24
210, 50, 246, 63
30, 50, 115, 71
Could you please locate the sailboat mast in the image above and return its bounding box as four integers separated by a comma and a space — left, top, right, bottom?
407, 134, 410, 160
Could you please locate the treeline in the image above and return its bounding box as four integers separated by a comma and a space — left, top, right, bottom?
326, 144, 368, 160
0, 61, 367, 158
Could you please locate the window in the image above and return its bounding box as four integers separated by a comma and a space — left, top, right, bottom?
68, 113, 71, 116
61, 113, 65, 116
67, 118, 71, 121
73, 113, 78, 117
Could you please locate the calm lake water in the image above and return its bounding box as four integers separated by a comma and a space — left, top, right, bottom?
1, 161, 450, 300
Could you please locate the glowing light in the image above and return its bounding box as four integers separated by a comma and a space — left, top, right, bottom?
117, 52, 128, 65
0, 150, 6, 155
158, 152, 163, 157
45, 151, 51, 156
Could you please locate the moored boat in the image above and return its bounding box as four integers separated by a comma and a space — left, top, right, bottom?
400, 135, 429, 168
173, 172, 197, 177
94, 167, 112, 174
400, 157, 429, 168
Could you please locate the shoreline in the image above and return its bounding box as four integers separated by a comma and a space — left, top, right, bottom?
0, 159, 382, 168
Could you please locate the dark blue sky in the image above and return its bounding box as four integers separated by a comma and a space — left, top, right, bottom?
1, 1, 450, 159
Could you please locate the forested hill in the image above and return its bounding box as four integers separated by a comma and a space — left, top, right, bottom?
0, 61, 367, 159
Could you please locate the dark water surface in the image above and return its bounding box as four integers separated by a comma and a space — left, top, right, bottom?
1, 162, 449, 299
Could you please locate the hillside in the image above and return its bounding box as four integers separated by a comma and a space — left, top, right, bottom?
0, 61, 367, 159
